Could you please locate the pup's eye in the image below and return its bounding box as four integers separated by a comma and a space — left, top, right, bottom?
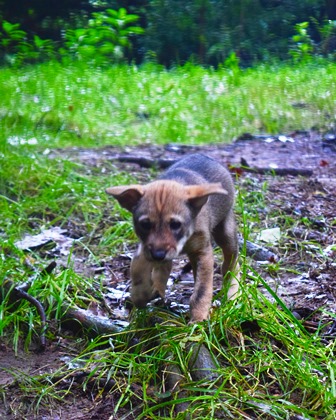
139, 219, 152, 230
170, 220, 182, 230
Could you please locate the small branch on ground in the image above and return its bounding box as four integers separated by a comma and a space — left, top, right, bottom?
62, 307, 127, 335
1, 261, 57, 351
116, 155, 176, 169
233, 158, 313, 176
239, 237, 278, 262
2, 280, 47, 351
114, 154, 313, 176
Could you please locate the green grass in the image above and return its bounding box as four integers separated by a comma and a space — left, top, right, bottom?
0, 59, 336, 418
10, 287, 334, 419
0, 59, 335, 152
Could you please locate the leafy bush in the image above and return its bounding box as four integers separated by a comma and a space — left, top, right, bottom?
0, 21, 26, 64
0, 8, 143, 66
318, 19, 336, 58
1, 0, 334, 66
0, 20, 55, 65
289, 19, 336, 62
0, 21, 26, 51
141, 0, 326, 66
289, 22, 314, 63
62, 8, 143, 64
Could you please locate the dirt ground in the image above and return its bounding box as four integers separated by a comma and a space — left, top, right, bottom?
1, 130, 335, 419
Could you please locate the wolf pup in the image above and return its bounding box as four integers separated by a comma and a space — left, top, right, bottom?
106, 153, 239, 322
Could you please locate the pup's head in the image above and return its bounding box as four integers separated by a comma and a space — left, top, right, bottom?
106, 180, 227, 262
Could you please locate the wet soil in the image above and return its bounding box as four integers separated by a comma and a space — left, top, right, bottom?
1, 130, 335, 419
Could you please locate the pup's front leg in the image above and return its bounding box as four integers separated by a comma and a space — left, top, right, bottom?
130, 246, 154, 308
152, 261, 172, 301
189, 247, 214, 322
212, 214, 240, 300
130, 246, 172, 308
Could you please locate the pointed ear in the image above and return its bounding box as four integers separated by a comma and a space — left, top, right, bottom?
106, 185, 144, 212
186, 183, 228, 210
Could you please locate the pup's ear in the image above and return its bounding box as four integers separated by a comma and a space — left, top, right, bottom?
186, 183, 228, 210
106, 185, 144, 212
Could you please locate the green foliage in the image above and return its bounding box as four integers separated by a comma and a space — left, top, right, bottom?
0, 20, 26, 64
142, 0, 326, 66
316, 19, 336, 59
289, 18, 336, 63
0, 0, 332, 66
0, 7, 143, 66
289, 22, 314, 63
63, 8, 144, 64
320, 19, 336, 41
16, 36, 56, 65
0, 20, 26, 48
0, 20, 56, 65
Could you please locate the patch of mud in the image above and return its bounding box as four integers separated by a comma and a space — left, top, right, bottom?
48, 130, 336, 183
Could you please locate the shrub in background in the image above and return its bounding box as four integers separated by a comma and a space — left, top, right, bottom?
0, 8, 143, 66
62, 8, 144, 64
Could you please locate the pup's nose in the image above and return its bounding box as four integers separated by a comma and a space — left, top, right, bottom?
150, 249, 167, 261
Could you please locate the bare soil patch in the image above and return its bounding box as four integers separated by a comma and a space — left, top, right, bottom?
1, 130, 335, 419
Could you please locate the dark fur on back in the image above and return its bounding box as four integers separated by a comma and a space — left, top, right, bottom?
161, 154, 234, 189
160, 153, 235, 229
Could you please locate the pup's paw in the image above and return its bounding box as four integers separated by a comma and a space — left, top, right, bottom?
189, 312, 209, 324
131, 287, 165, 308
131, 289, 153, 308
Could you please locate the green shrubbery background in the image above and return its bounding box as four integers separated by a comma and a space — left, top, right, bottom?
0, 0, 335, 67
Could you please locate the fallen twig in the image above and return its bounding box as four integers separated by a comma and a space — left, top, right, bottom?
16, 289, 47, 349
234, 158, 313, 176
63, 307, 128, 335
113, 154, 313, 176
2, 279, 47, 351
116, 155, 176, 169
1, 261, 57, 351
239, 237, 278, 262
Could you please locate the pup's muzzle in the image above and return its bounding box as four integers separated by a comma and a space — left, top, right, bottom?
149, 248, 167, 261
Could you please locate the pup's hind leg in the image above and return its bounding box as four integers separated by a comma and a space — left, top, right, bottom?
213, 212, 240, 300
130, 245, 172, 308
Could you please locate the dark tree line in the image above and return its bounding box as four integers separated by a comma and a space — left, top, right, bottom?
0, 0, 335, 65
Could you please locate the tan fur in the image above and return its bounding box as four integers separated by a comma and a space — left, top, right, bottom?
106, 154, 239, 322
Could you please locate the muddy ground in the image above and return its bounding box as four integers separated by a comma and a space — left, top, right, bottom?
1, 130, 336, 419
